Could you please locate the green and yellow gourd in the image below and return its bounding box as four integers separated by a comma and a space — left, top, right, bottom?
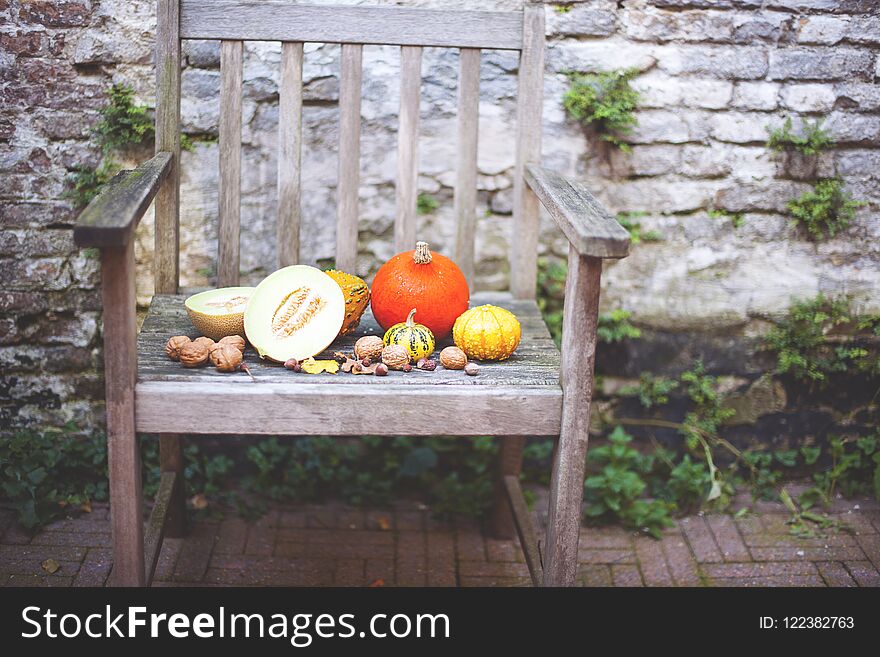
383, 309, 435, 363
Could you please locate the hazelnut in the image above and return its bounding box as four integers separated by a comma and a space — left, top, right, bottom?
212, 344, 243, 372
403, 363, 413, 373
361, 357, 372, 367
218, 335, 246, 353
284, 358, 299, 370
165, 336, 191, 361
374, 363, 388, 376
464, 362, 480, 376
194, 336, 215, 351
416, 358, 427, 369
440, 346, 467, 370
420, 359, 437, 371
355, 335, 384, 362
179, 341, 210, 367
381, 344, 410, 371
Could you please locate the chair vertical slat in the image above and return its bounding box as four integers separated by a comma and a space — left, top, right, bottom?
453, 47, 480, 289
277, 41, 304, 267
336, 44, 363, 274
154, 0, 181, 294
510, 3, 544, 300
394, 45, 422, 253
218, 40, 243, 287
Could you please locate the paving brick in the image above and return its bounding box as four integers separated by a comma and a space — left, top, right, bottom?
734, 515, 765, 535
661, 534, 702, 586
855, 534, 879, 570
816, 562, 858, 587
213, 517, 248, 554
30, 531, 110, 547
244, 515, 276, 556
305, 504, 337, 529
395, 510, 425, 531
365, 558, 395, 586
580, 564, 612, 587
743, 533, 858, 548
152, 537, 182, 582
611, 564, 644, 587
0, 557, 81, 577
4, 574, 73, 587
634, 537, 674, 586
459, 561, 530, 578
578, 548, 637, 564
460, 576, 530, 587
703, 561, 818, 579
73, 548, 112, 587
43, 518, 110, 534
680, 516, 723, 563
486, 538, 523, 562
454, 526, 486, 561
278, 510, 306, 528
172, 524, 216, 582
579, 527, 633, 549
713, 575, 825, 587
204, 565, 332, 586
335, 558, 365, 585
750, 546, 867, 562
337, 508, 364, 530
706, 514, 750, 562
3, 521, 33, 545
426, 531, 456, 587
0, 544, 86, 562
843, 561, 880, 587
396, 530, 427, 586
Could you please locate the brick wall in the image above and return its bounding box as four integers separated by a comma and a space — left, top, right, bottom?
1, 0, 878, 434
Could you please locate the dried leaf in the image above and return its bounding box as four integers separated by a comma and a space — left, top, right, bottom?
300, 358, 339, 375
190, 493, 208, 510
377, 516, 391, 531
41, 559, 60, 574
80, 500, 92, 513
368, 578, 385, 587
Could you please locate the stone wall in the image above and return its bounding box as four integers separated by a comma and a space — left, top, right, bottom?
1, 0, 878, 434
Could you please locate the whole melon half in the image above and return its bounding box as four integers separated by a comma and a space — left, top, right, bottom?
244, 265, 345, 362
185, 287, 255, 340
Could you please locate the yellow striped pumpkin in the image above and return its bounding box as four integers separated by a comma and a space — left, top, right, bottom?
383, 308, 435, 362
452, 304, 521, 361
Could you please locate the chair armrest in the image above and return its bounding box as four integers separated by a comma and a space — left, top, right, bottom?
73, 151, 173, 248
524, 164, 630, 259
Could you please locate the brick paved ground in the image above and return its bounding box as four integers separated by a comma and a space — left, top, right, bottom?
1, 492, 878, 587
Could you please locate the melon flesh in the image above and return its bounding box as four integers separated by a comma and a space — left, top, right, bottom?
244, 265, 345, 362
185, 287, 255, 340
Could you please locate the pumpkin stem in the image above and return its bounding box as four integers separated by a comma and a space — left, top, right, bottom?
406, 308, 417, 327
413, 241, 432, 265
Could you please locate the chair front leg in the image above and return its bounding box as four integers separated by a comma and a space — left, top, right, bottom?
101, 240, 146, 586
159, 434, 187, 537
542, 246, 602, 586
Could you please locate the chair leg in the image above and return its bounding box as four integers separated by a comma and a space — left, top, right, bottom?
542, 248, 602, 587
489, 436, 525, 539
102, 242, 146, 586
159, 434, 187, 537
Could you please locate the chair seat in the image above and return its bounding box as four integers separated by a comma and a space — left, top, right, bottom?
135, 292, 562, 436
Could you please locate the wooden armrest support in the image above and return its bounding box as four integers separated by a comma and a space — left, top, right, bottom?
524, 164, 630, 259
73, 151, 173, 248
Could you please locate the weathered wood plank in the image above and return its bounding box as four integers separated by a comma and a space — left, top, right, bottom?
453, 48, 480, 290
525, 165, 630, 259
336, 43, 362, 274
394, 45, 422, 254
277, 41, 304, 267
155, 0, 181, 294
102, 241, 144, 586
218, 40, 243, 287
489, 436, 525, 539
542, 248, 602, 587
136, 383, 560, 436
144, 470, 177, 585
137, 292, 560, 387
180, 1, 523, 50
510, 3, 545, 300
504, 475, 543, 586
73, 152, 172, 248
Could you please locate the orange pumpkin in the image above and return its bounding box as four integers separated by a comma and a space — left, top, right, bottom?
370, 241, 469, 338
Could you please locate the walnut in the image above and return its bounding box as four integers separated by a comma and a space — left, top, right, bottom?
212, 344, 243, 372
165, 336, 191, 361
439, 346, 467, 370
218, 335, 246, 353
355, 335, 384, 362
194, 336, 215, 351
179, 341, 210, 367
381, 344, 410, 371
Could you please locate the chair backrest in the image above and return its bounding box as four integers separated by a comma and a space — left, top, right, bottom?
153, 0, 545, 299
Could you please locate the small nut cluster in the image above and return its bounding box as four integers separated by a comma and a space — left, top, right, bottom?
166, 334, 247, 373
354, 335, 384, 362
439, 346, 467, 370
381, 344, 410, 371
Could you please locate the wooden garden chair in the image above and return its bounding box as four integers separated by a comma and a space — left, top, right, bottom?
73, 1, 630, 587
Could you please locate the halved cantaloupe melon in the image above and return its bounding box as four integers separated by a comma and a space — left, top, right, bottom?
244, 265, 345, 362
185, 287, 255, 340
